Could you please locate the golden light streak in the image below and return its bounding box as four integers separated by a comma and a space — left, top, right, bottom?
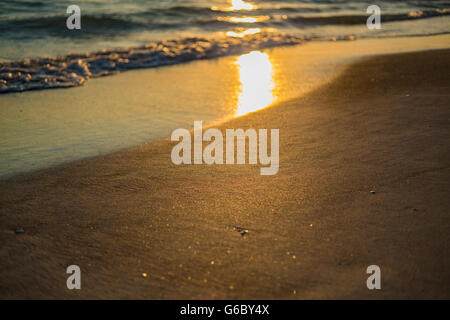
230, 0, 254, 11
226, 28, 261, 38
218, 16, 270, 23
235, 51, 276, 116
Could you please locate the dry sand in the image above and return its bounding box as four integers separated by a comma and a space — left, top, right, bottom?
0, 48, 449, 299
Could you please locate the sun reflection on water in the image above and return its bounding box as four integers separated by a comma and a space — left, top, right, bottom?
235, 51, 276, 116
212, 0, 256, 12
226, 27, 261, 38
230, 0, 254, 11
219, 16, 269, 23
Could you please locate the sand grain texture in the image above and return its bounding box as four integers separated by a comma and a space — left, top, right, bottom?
1, 49, 449, 299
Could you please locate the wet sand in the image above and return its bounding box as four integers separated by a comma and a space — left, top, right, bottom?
1, 48, 449, 299
2, 35, 449, 179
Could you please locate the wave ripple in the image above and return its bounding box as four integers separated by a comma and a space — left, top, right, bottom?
0, 32, 306, 93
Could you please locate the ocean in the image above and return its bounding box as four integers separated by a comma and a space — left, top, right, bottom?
0, 0, 449, 93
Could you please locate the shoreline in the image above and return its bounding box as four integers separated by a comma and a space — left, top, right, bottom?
1, 34, 450, 181
1, 46, 450, 299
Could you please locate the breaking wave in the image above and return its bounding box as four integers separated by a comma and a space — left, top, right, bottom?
0, 32, 307, 93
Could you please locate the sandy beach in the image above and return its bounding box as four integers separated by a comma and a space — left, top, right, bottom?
2, 35, 449, 179
1, 41, 449, 299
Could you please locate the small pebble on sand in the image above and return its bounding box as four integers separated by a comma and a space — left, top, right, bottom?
235, 227, 248, 236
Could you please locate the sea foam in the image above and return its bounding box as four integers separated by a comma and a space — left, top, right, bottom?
0, 32, 306, 93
